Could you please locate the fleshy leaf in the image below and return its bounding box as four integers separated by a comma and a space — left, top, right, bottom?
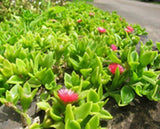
7, 75, 23, 84
87, 89, 99, 103
37, 101, 51, 110
108, 51, 121, 64
156, 42, 160, 51
66, 120, 81, 129
80, 68, 92, 78
65, 104, 74, 123
140, 51, 158, 67
85, 115, 99, 129
74, 102, 92, 121
121, 86, 135, 105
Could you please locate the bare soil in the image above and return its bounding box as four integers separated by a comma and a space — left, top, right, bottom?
104, 97, 160, 129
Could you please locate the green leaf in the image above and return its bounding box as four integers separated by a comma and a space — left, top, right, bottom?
121, 86, 135, 105
151, 86, 160, 101
6, 91, 13, 103
64, 73, 72, 88
0, 88, 5, 96
98, 84, 103, 99
16, 58, 27, 74
50, 6, 66, 14
50, 108, 62, 121
98, 110, 113, 119
100, 71, 111, 85
81, 80, 90, 89
140, 51, 158, 67
1, 59, 13, 77
85, 115, 99, 129
43, 69, 55, 85
142, 83, 152, 95
7, 75, 23, 84
142, 75, 156, 85
65, 104, 74, 123
131, 72, 139, 82
91, 103, 100, 112
40, 92, 50, 101
156, 42, 160, 51
128, 50, 140, 70
87, 89, 99, 103
131, 82, 143, 97
28, 123, 41, 129
7, 84, 20, 105
50, 122, 65, 129
45, 81, 56, 90
37, 101, 51, 110
80, 68, 92, 78
71, 71, 80, 86
26, 77, 41, 88
19, 85, 38, 112
95, 56, 103, 73
36, 68, 54, 85
0, 74, 4, 81
134, 85, 143, 97
74, 102, 92, 121
128, 62, 139, 70
91, 67, 100, 85
66, 120, 81, 129
79, 52, 90, 68
143, 71, 158, 80
108, 51, 121, 64
69, 58, 79, 70
42, 52, 54, 68
111, 68, 120, 90
128, 51, 139, 62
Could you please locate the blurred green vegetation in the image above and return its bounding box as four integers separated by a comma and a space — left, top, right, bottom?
0, 0, 94, 22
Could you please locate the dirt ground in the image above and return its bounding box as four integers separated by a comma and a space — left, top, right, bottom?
104, 97, 160, 129
1, 96, 160, 129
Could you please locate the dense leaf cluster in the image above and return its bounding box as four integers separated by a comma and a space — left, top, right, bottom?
0, 1, 160, 129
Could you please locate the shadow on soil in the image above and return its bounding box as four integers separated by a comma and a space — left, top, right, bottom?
104, 97, 160, 129
0, 106, 21, 123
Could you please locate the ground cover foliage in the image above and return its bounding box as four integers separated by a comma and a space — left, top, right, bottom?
0, 1, 160, 129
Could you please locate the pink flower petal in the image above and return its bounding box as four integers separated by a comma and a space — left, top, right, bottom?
119, 18, 123, 21
124, 28, 132, 33
127, 26, 134, 32
77, 19, 82, 23
89, 12, 94, 16
109, 63, 124, 74
98, 27, 106, 34
111, 44, 117, 51
58, 88, 78, 104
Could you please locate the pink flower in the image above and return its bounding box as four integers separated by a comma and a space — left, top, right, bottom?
98, 27, 106, 34
89, 12, 94, 16
77, 19, 82, 23
109, 63, 124, 74
58, 88, 78, 104
102, 19, 105, 22
111, 44, 117, 51
124, 26, 134, 33
119, 18, 123, 21
124, 28, 132, 33
127, 26, 134, 32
